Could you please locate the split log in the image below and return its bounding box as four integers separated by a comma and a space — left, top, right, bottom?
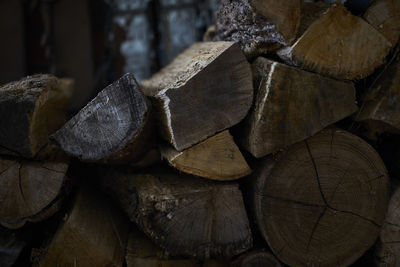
161, 130, 251, 181
232, 251, 282, 267
253, 129, 389, 266
214, 0, 301, 58
0, 226, 28, 267
364, 0, 400, 46
141, 42, 253, 151
100, 167, 253, 259
37, 186, 129, 267
0, 158, 69, 229
297, 1, 331, 37
126, 226, 202, 267
51, 73, 153, 164
0, 75, 73, 158
239, 57, 358, 158
356, 52, 400, 130
278, 4, 392, 80
375, 184, 400, 267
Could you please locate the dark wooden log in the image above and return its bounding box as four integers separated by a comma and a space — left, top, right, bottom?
214, 0, 301, 58
126, 226, 202, 267
253, 129, 389, 266
278, 4, 392, 80
232, 251, 282, 267
0, 75, 73, 158
100, 167, 253, 259
161, 130, 251, 181
141, 42, 253, 151
37, 186, 130, 267
0, 158, 69, 229
238, 57, 358, 158
356, 53, 400, 131
51, 73, 153, 164
0, 226, 28, 267
363, 0, 400, 46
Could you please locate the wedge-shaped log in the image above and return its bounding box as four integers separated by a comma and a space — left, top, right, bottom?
253, 129, 389, 266
0, 158, 68, 229
233, 251, 282, 267
239, 57, 358, 158
0, 75, 73, 158
38, 186, 129, 267
161, 130, 251, 181
141, 42, 253, 151
278, 4, 392, 80
214, 0, 301, 58
52, 73, 152, 164
126, 226, 202, 267
364, 0, 400, 46
375, 184, 400, 267
356, 54, 400, 130
100, 167, 253, 259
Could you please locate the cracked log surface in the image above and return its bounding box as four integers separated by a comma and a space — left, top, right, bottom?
37, 186, 129, 267
214, 0, 300, 58
0, 158, 68, 229
278, 4, 392, 80
52, 73, 153, 164
99, 166, 253, 259
0, 75, 73, 158
141, 42, 253, 151
375, 185, 400, 266
239, 57, 358, 158
253, 129, 389, 266
161, 130, 251, 181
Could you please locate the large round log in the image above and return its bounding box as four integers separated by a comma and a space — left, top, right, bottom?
0, 158, 69, 229
254, 129, 389, 266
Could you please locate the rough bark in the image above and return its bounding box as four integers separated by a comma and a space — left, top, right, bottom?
239, 57, 358, 158
99, 166, 253, 259
278, 4, 392, 80
0, 75, 73, 158
126, 226, 202, 267
253, 129, 389, 266
232, 251, 282, 267
356, 52, 400, 130
0, 158, 69, 229
141, 42, 253, 151
37, 186, 130, 267
161, 130, 251, 181
52, 73, 153, 164
214, 0, 301, 58
364, 0, 400, 46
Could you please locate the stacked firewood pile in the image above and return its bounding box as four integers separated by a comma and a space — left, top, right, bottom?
1, 0, 400, 266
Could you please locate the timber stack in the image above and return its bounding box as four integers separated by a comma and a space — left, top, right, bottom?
1, 0, 400, 266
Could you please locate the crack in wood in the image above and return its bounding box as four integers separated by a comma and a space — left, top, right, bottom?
261, 194, 326, 208
307, 206, 328, 251
18, 163, 28, 208
329, 207, 381, 227
0, 143, 22, 157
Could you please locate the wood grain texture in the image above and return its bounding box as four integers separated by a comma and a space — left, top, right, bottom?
232, 251, 282, 267
126, 226, 202, 267
38, 186, 129, 267
356, 49, 400, 130
141, 42, 253, 151
278, 4, 392, 80
375, 185, 400, 267
254, 129, 389, 266
52, 73, 153, 164
0, 158, 68, 229
364, 0, 400, 46
239, 57, 358, 158
214, 0, 300, 58
161, 130, 251, 181
100, 167, 253, 259
0, 75, 73, 158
